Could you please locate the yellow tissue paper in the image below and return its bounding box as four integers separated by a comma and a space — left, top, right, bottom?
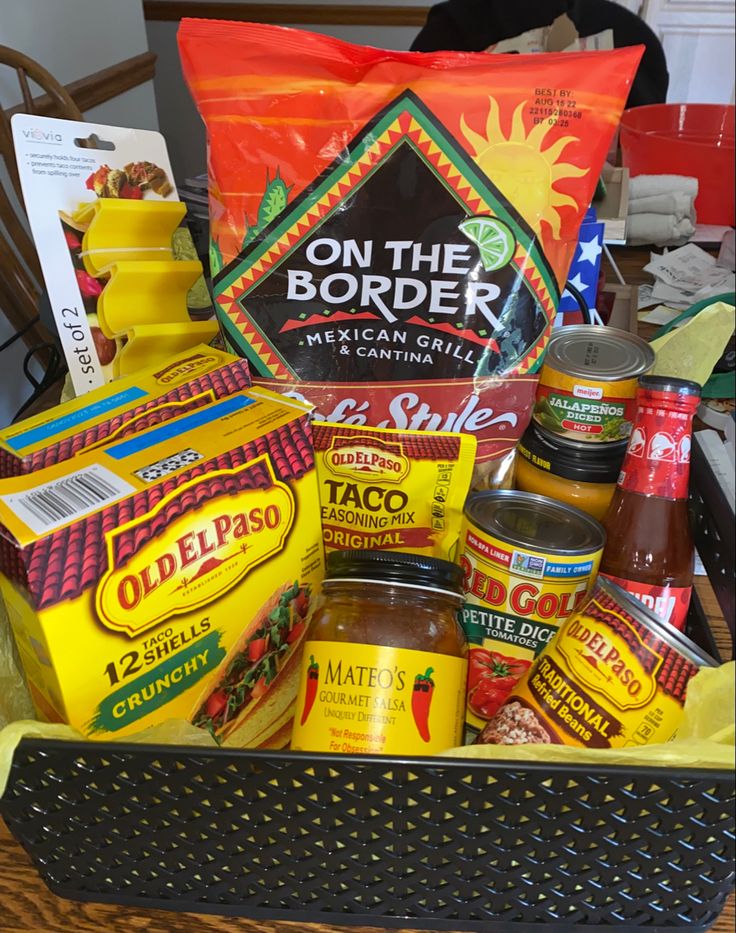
649, 301, 735, 386
0, 593, 732, 800
442, 662, 735, 769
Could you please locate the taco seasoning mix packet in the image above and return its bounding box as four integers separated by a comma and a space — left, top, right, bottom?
313, 421, 476, 560
179, 20, 641, 488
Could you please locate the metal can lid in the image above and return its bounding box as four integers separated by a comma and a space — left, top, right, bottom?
596, 577, 719, 669
545, 325, 655, 381
325, 549, 464, 596
465, 490, 606, 556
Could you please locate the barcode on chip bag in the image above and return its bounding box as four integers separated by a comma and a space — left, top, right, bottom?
0, 464, 134, 534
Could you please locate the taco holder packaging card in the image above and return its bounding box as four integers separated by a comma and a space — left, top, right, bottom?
0, 386, 324, 747
178, 20, 641, 489
11, 115, 188, 395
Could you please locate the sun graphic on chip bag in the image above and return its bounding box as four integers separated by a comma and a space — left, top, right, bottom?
461, 97, 587, 239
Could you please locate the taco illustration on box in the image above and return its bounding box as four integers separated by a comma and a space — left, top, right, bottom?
191, 581, 311, 747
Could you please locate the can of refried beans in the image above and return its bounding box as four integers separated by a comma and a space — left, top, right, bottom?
475, 576, 718, 748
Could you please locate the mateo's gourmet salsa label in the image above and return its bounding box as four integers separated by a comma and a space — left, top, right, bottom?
179, 21, 642, 481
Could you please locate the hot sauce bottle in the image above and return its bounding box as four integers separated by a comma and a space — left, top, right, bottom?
598, 375, 701, 631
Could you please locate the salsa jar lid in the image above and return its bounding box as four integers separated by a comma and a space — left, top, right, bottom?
325, 549, 464, 597
465, 489, 606, 556
518, 421, 628, 484
545, 325, 655, 382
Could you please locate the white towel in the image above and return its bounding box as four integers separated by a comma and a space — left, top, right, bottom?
627, 213, 695, 247
628, 192, 695, 223
628, 174, 699, 199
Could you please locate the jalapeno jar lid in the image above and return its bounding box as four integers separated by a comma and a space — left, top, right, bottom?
465, 490, 606, 556
518, 421, 627, 484
325, 549, 464, 597
545, 325, 654, 381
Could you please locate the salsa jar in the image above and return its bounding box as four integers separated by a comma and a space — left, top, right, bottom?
533, 325, 654, 443
515, 421, 627, 520
291, 549, 467, 756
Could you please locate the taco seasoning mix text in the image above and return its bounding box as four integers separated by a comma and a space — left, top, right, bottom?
313, 420, 475, 560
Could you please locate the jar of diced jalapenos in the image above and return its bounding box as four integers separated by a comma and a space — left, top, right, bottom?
533, 325, 655, 443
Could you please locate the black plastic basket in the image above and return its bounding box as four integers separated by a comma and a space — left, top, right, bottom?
0, 741, 734, 931
1, 444, 734, 931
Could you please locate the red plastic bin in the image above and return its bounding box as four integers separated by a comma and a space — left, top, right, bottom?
619, 103, 735, 226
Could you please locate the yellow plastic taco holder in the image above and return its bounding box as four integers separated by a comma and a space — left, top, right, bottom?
95, 259, 204, 338
113, 321, 219, 377
79, 199, 187, 277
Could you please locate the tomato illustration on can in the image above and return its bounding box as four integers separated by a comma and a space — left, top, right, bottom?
467, 648, 532, 720
411, 667, 435, 742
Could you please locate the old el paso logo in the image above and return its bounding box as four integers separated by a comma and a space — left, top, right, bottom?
325, 437, 409, 484
153, 353, 219, 385
96, 456, 294, 636
558, 608, 660, 709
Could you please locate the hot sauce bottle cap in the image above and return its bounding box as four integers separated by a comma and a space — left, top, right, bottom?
638, 375, 702, 397
325, 549, 464, 596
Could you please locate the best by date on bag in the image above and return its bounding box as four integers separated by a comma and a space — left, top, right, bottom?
179, 20, 641, 487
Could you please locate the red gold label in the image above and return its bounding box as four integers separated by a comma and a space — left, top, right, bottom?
96, 455, 295, 636
459, 515, 601, 733
290, 640, 467, 755
601, 573, 691, 631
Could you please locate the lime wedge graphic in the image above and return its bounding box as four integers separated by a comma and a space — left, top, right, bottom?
458, 215, 516, 272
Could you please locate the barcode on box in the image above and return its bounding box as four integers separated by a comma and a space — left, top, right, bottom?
1, 465, 135, 535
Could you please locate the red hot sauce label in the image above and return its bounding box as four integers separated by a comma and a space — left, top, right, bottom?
617, 389, 698, 500
600, 574, 691, 631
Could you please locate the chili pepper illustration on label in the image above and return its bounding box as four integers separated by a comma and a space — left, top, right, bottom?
300, 655, 320, 725
411, 666, 435, 742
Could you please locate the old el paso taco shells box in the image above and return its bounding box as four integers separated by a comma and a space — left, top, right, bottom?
0, 344, 250, 477
0, 387, 323, 746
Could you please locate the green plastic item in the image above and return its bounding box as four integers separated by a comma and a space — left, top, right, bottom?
652, 292, 735, 398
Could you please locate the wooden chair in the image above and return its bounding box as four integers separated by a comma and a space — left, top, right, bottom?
0, 44, 82, 365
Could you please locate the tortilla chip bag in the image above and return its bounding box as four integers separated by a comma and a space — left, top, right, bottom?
179, 20, 641, 488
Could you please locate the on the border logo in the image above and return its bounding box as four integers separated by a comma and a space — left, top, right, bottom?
153, 353, 219, 385
96, 455, 295, 636
325, 436, 409, 484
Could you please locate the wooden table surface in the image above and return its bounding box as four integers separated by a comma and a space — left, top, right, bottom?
1, 247, 733, 932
